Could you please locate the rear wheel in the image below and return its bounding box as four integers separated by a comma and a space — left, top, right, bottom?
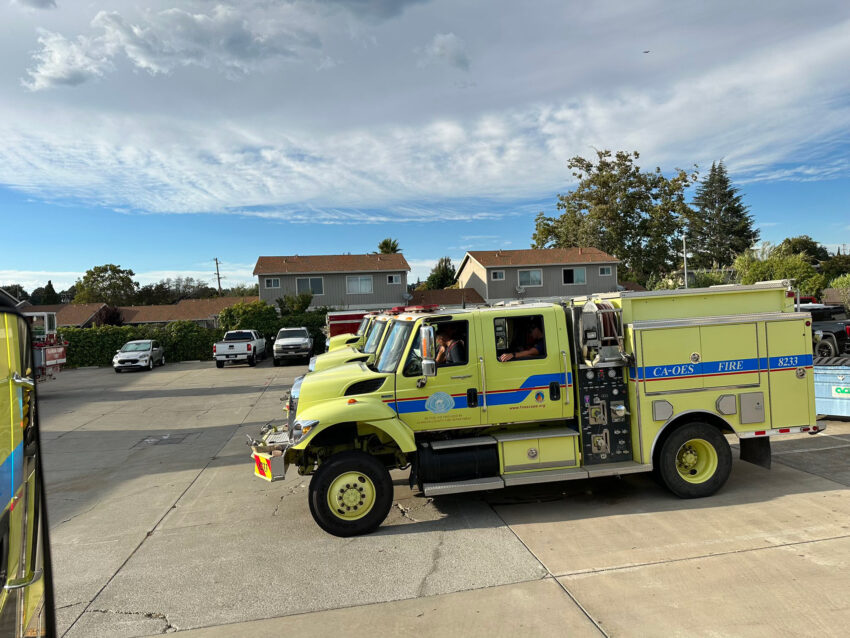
248, 354, 256, 367
308, 451, 393, 537
160, 354, 166, 366
215, 360, 224, 369
815, 339, 836, 358
657, 422, 732, 498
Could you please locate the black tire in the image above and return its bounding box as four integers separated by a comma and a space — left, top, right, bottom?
815, 339, 836, 358
273, 358, 281, 367
308, 451, 394, 537
114, 368, 121, 374
215, 360, 224, 369
248, 354, 256, 367
657, 422, 732, 498
159, 354, 166, 366
147, 359, 154, 371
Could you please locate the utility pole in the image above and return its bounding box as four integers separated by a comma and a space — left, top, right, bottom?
213, 258, 223, 295
683, 235, 689, 289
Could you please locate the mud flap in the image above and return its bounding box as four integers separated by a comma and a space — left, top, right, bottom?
740, 437, 771, 469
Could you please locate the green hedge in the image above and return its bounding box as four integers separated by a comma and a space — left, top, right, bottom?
60, 321, 224, 367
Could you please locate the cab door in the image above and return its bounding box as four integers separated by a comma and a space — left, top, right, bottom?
392, 317, 482, 431
479, 308, 569, 425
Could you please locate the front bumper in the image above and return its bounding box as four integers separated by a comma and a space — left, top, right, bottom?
275, 349, 310, 358
114, 359, 149, 370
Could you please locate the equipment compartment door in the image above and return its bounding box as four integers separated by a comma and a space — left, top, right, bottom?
766, 320, 813, 428
638, 327, 702, 394
700, 323, 762, 389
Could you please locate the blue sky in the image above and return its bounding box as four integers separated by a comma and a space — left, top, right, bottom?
1, 0, 849, 293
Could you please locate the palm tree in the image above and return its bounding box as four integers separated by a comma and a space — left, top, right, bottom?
378, 238, 401, 254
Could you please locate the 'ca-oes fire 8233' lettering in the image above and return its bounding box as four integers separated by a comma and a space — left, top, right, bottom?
776, 356, 799, 367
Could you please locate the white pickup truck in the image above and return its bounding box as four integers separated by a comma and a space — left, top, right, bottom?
214, 330, 266, 368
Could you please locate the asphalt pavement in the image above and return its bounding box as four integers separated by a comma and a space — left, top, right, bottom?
38, 359, 850, 637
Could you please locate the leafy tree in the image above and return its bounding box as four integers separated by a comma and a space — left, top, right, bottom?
60, 285, 76, 303
136, 282, 175, 305
820, 254, 850, 283
533, 150, 697, 285
1, 284, 29, 301
733, 250, 826, 297
777, 236, 829, 263
276, 293, 313, 315
74, 264, 139, 306
224, 283, 259, 296
29, 287, 45, 305
423, 257, 456, 290
378, 238, 401, 254
688, 161, 758, 268
41, 280, 61, 305
829, 273, 850, 311
218, 301, 280, 340
92, 305, 124, 326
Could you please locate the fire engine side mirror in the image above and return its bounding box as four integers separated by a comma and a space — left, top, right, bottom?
420, 325, 437, 377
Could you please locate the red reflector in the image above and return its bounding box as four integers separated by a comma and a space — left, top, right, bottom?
755, 431, 766, 436
805, 320, 811, 326
348, 398, 357, 404
779, 428, 790, 433
801, 427, 810, 431
254, 456, 266, 476
247, 344, 252, 351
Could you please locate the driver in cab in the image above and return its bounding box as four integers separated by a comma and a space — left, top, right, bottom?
499, 318, 545, 361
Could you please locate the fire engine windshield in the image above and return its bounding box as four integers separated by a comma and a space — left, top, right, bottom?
363, 319, 387, 354
356, 317, 370, 336
376, 321, 414, 373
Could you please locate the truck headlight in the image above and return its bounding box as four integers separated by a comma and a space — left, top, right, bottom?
308, 356, 317, 372
292, 419, 319, 443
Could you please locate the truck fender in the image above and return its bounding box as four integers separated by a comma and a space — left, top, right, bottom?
650, 410, 738, 462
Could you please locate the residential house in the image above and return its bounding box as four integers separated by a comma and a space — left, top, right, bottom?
456, 248, 619, 303
254, 254, 410, 309
20, 303, 106, 328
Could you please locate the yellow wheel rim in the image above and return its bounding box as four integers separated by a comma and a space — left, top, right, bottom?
327, 471, 376, 521
675, 438, 718, 484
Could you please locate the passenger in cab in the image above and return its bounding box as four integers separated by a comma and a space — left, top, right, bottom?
499, 318, 545, 361
436, 325, 466, 366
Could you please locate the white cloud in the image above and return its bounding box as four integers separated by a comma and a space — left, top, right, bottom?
14, 0, 56, 9
0, 270, 81, 292
24, 5, 320, 90
419, 32, 469, 71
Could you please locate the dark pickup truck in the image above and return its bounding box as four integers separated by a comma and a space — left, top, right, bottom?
800, 304, 850, 357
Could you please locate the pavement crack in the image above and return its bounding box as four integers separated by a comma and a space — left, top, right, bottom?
88, 608, 176, 632
416, 534, 444, 597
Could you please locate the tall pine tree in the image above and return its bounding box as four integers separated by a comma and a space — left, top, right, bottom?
689, 161, 758, 268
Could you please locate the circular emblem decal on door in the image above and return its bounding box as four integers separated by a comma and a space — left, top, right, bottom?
534, 391, 545, 403
425, 392, 455, 414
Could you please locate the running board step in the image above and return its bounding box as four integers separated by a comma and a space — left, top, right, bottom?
422, 477, 504, 496
503, 462, 652, 487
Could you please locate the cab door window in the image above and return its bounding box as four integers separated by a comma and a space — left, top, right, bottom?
494, 315, 546, 361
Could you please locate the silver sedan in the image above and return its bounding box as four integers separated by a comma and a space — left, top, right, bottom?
113, 339, 165, 372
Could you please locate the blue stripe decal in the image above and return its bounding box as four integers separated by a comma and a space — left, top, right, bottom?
630, 354, 813, 381
388, 372, 574, 415
1, 441, 25, 509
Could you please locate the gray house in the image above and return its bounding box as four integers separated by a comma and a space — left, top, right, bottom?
456, 248, 619, 303
254, 253, 411, 309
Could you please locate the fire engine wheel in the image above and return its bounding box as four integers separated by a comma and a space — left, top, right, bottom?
308, 451, 393, 537
658, 422, 731, 498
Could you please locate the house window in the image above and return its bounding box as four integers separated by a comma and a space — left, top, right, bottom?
518, 269, 542, 287
562, 267, 586, 285
387, 274, 401, 285
599, 266, 613, 276
347, 275, 374, 295
296, 277, 324, 295
264, 278, 280, 289
491, 270, 505, 281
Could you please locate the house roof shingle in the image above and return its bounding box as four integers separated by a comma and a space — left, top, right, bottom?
120, 296, 260, 323
411, 288, 486, 307
464, 248, 618, 269
24, 303, 106, 327
254, 254, 410, 275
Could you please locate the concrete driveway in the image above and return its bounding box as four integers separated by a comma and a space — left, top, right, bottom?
38, 361, 850, 637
